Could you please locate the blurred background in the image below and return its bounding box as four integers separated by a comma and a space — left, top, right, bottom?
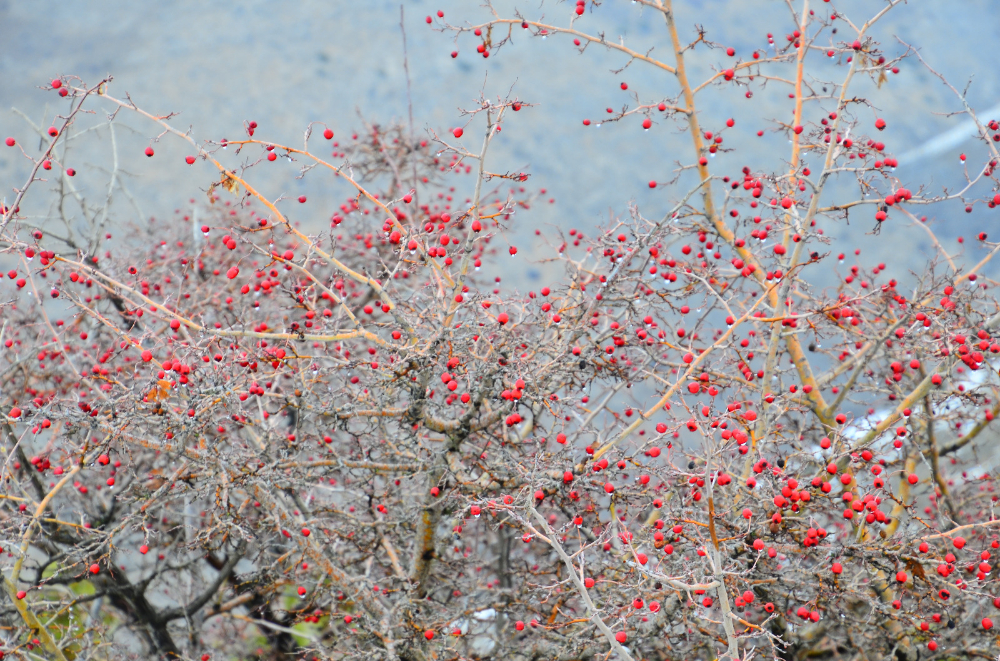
2, 0, 999, 289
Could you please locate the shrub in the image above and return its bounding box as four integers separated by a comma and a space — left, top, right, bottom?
1, 2, 1000, 660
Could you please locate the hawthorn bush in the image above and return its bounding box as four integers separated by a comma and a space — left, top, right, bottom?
3, 1, 1000, 660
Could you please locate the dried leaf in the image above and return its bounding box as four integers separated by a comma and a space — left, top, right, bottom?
905, 557, 927, 582
221, 172, 239, 195
146, 379, 172, 403
145, 476, 166, 490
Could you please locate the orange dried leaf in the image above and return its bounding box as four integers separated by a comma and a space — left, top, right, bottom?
146, 379, 172, 402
